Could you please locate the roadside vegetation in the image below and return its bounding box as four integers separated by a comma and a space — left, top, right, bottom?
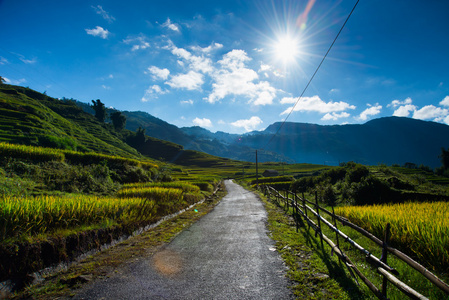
241, 153, 449, 299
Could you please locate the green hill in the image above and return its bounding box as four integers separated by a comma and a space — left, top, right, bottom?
0, 83, 238, 168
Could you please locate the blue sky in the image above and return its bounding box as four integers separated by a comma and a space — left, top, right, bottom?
1, 0, 449, 134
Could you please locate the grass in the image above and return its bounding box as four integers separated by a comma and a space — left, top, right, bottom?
334, 201, 449, 274
250, 186, 365, 299
261, 186, 449, 299
10, 182, 227, 300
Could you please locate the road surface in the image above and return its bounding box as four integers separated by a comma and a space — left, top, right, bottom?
73, 180, 293, 299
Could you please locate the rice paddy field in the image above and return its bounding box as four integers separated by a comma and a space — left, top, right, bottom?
1, 181, 205, 244
334, 201, 449, 272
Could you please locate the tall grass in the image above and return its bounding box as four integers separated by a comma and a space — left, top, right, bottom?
0, 142, 158, 169
0, 142, 64, 162
335, 201, 449, 271
0, 194, 155, 241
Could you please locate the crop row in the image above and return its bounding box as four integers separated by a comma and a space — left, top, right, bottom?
1, 184, 205, 242
334, 201, 449, 271
0, 142, 157, 169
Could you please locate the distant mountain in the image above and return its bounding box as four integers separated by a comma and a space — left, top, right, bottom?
119, 110, 294, 163
237, 117, 449, 168
71, 94, 449, 168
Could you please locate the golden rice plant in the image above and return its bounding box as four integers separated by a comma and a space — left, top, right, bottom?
0, 142, 64, 162
0, 194, 156, 241
335, 201, 449, 271
122, 182, 200, 193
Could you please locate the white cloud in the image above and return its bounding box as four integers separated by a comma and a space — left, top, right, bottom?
181, 99, 194, 105
166, 71, 204, 90
393, 105, 416, 117
413, 105, 448, 120
388, 97, 413, 108
259, 64, 271, 72
440, 96, 449, 107
148, 66, 170, 80
207, 50, 277, 105
280, 97, 296, 104
92, 5, 115, 23
253, 48, 264, 52
329, 88, 340, 94
141, 85, 167, 102
322, 112, 350, 121
357, 103, 382, 121
191, 43, 223, 53
162, 18, 180, 32
85, 26, 110, 39
193, 117, 212, 128
3, 77, 26, 85
0, 56, 9, 65
388, 97, 416, 117
123, 35, 150, 51
169, 42, 213, 74
280, 95, 356, 115
218, 49, 251, 70
231, 116, 263, 132
101, 85, 110, 90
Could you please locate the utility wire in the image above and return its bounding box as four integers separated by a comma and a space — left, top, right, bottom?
262, 0, 360, 150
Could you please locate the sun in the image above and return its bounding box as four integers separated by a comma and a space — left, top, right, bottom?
274, 35, 300, 64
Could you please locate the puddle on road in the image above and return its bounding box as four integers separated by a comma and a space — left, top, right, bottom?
152, 249, 183, 277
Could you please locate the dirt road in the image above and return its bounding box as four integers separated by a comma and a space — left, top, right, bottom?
73, 180, 293, 299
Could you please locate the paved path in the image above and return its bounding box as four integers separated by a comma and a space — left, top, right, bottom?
74, 180, 293, 299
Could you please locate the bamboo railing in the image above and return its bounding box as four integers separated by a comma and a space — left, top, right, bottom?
264, 186, 449, 300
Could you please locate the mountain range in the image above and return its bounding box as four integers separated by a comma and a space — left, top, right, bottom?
115, 107, 449, 168
1, 83, 448, 169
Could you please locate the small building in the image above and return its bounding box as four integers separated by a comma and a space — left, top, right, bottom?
263, 169, 279, 177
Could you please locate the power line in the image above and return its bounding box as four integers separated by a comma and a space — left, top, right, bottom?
262, 0, 360, 150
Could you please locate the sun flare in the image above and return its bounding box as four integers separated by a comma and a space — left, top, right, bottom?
274, 35, 300, 64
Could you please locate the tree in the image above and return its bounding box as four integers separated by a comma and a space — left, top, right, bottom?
135, 126, 146, 146
91, 99, 107, 122
0, 76, 5, 84
110, 111, 126, 131
440, 148, 449, 170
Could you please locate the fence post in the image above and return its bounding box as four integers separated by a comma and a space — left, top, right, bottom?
315, 191, 324, 249
332, 206, 341, 264
381, 223, 391, 297
294, 192, 299, 232
302, 192, 309, 231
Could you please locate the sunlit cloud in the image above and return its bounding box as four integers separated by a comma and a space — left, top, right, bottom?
123, 35, 150, 51
162, 18, 180, 32
166, 70, 204, 90
3, 77, 26, 85
191, 43, 223, 53
231, 116, 263, 132
180, 99, 194, 105
280, 95, 355, 115
413, 105, 448, 120
141, 84, 168, 102
357, 103, 382, 121
0, 56, 9, 65
168, 41, 214, 74
388, 97, 416, 117
92, 5, 115, 23
321, 112, 350, 121
147, 66, 170, 80
85, 26, 110, 39
207, 50, 277, 105
193, 117, 212, 128
440, 96, 449, 107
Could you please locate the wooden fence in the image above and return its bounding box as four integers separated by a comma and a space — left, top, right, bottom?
263, 186, 449, 300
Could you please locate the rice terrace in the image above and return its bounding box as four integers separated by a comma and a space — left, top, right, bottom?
2, 0, 449, 299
